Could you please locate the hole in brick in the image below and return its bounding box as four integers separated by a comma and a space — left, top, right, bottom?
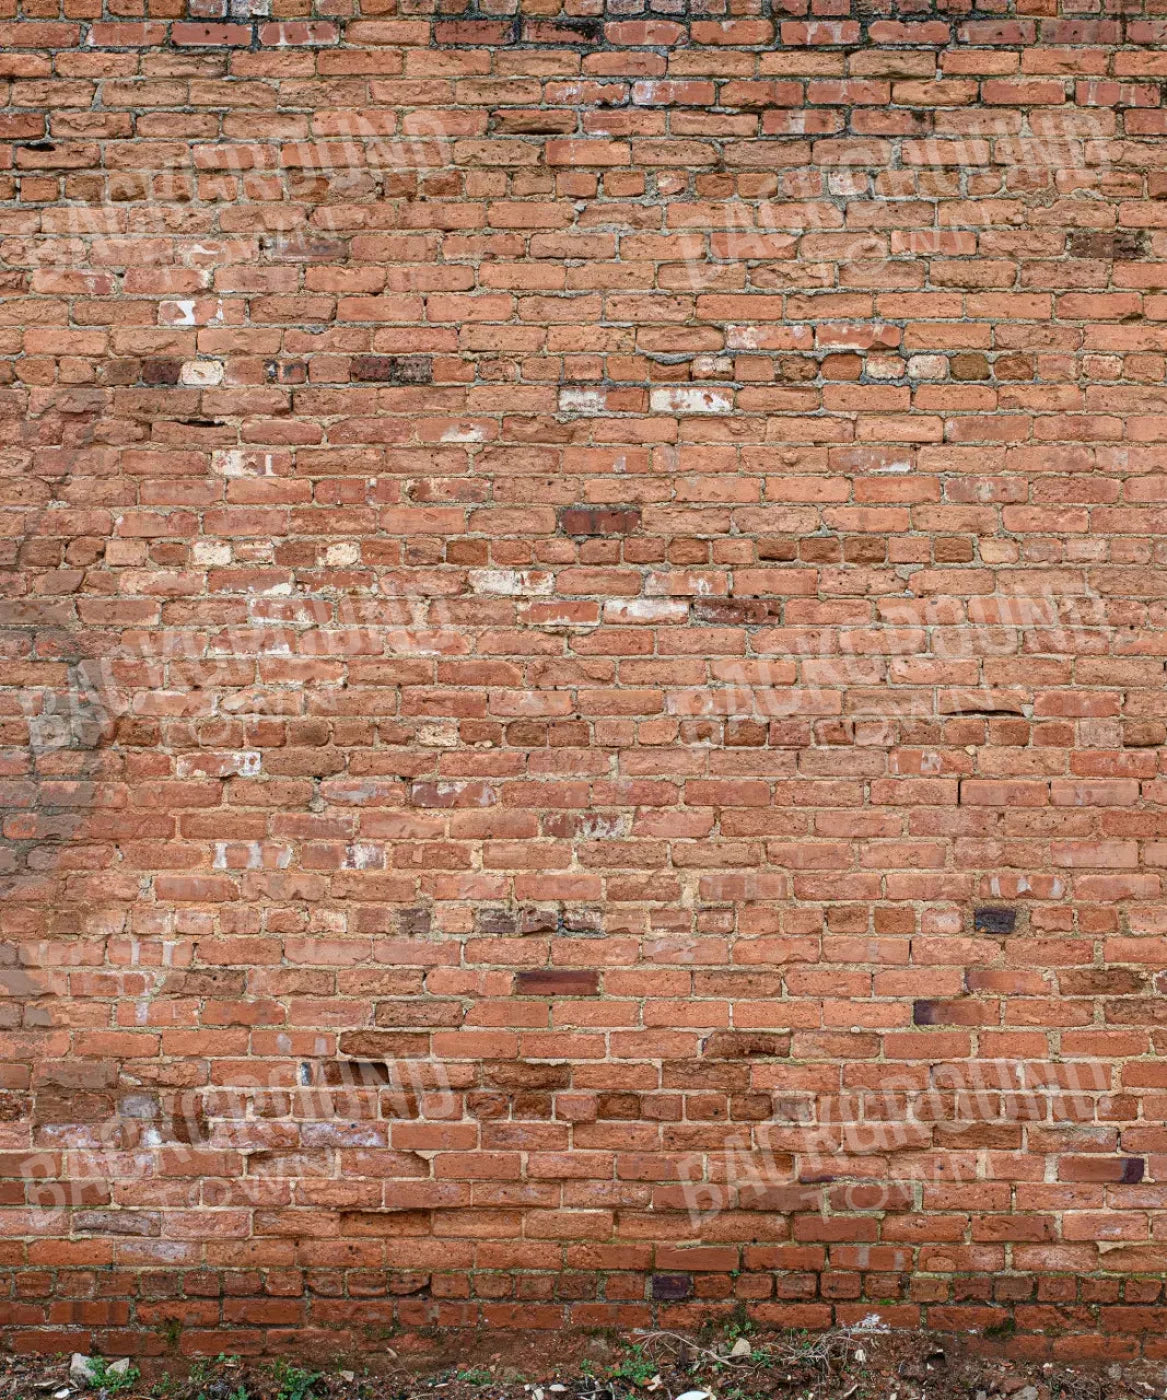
974, 907, 1016, 934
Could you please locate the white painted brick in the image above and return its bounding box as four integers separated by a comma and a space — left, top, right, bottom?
650, 386, 733, 414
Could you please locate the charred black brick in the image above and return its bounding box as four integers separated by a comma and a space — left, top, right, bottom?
975, 907, 1016, 934
913, 1000, 939, 1026
521, 17, 601, 44
651, 1274, 692, 1301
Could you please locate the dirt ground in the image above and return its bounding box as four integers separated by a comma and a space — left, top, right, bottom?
0, 1328, 1163, 1400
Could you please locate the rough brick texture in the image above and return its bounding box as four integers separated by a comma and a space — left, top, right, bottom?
4, 0, 1167, 1361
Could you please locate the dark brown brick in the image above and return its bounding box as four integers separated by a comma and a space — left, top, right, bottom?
513, 969, 599, 997
141, 359, 181, 385
1069, 230, 1148, 260
559, 507, 641, 536
651, 1274, 693, 1301
350, 355, 433, 384
702, 1031, 791, 1059
951, 352, 991, 381
476, 907, 557, 936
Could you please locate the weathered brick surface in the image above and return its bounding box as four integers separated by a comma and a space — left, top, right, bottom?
3, 0, 1167, 1358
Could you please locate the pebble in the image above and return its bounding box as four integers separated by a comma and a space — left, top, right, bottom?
730, 1339, 752, 1358
67, 1356, 130, 1389
676, 1390, 711, 1400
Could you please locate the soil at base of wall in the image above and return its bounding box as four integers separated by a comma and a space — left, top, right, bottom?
0, 1331, 1161, 1400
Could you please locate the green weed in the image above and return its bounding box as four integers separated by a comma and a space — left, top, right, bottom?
272, 1361, 320, 1400
86, 1360, 141, 1396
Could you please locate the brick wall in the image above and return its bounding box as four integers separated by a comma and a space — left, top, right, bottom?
3, 0, 1167, 1360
